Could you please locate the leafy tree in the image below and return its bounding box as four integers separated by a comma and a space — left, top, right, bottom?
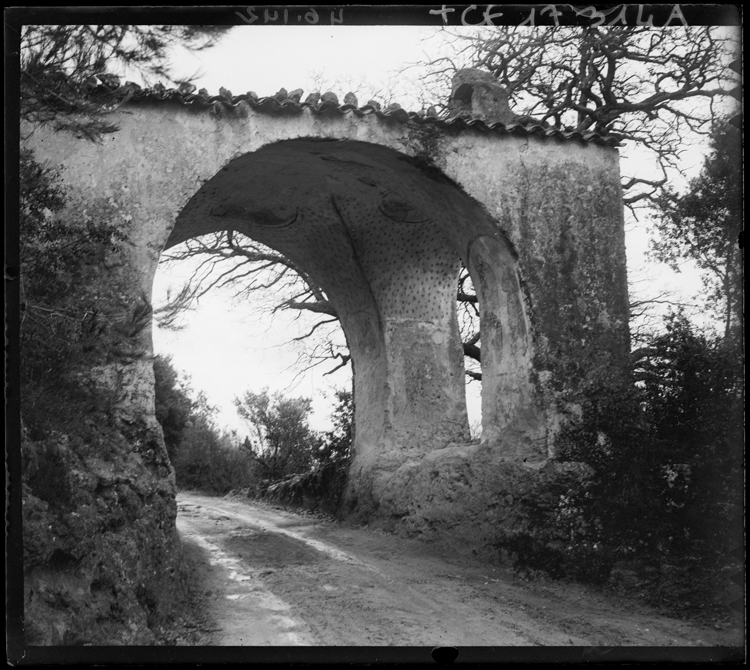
151, 355, 258, 493
235, 390, 317, 481
651, 120, 743, 345
19, 149, 69, 307
637, 314, 743, 557
20, 24, 230, 140
311, 389, 354, 511
172, 416, 250, 493
257, 388, 354, 515
638, 312, 742, 453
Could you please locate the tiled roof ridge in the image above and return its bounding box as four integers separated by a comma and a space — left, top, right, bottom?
86, 76, 622, 147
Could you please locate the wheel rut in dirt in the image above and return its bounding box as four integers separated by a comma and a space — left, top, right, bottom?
174, 492, 742, 647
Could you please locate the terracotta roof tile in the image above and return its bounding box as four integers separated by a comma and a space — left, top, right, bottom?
95, 81, 622, 147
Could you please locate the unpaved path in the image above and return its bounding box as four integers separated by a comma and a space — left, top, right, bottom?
174, 492, 740, 647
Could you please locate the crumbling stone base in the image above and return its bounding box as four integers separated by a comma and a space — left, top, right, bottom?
369, 444, 593, 563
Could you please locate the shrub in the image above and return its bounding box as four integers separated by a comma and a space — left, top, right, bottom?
537, 313, 744, 614
234, 390, 318, 481
260, 389, 353, 516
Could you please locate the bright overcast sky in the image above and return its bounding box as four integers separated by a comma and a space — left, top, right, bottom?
149, 25, 718, 437
168, 26, 442, 106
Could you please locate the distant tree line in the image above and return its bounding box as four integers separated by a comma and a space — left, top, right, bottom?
152, 354, 352, 512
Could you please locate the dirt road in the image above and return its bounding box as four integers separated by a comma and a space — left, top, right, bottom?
173, 492, 740, 648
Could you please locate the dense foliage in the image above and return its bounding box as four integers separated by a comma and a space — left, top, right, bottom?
236, 389, 354, 514
264, 390, 354, 515
500, 314, 742, 617
171, 421, 257, 495
152, 355, 195, 462
151, 354, 252, 493
314, 389, 353, 467
235, 390, 318, 481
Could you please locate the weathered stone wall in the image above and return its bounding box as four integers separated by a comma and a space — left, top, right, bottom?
22, 84, 630, 641
435, 131, 630, 455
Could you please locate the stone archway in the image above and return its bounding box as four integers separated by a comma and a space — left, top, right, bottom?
20, 71, 633, 642
23, 81, 631, 519
166, 137, 541, 510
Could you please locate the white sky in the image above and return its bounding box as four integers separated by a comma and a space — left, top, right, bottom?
148, 25, 721, 438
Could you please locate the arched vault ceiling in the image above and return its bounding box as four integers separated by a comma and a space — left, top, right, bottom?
171, 138, 499, 250
172, 139, 504, 320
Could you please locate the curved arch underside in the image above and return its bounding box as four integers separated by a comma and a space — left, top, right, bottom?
171, 139, 539, 485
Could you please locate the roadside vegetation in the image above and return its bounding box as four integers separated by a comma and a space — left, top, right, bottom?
152, 354, 352, 516
498, 311, 743, 620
